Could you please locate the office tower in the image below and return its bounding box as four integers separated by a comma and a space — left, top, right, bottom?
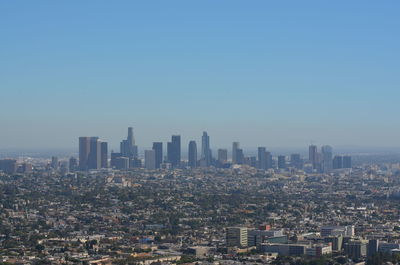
278, 155, 286, 169
367, 239, 379, 257
235, 149, 244, 164
309, 145, 318, 170
218, 149, 228, 163
115, 157, 129, 170
51, 156, 58, 169
21, 163, 33, 173
343, 240, 367, 260
69, 157, 78, 172
249, 156, 257, 167
258, 147, 267, 169
130, 157, 142, 168
88, 137, 101, 169
0, 159, 17, 174
145, 150, 156, 170
266, 152, 273, 169
167, 142, 173, 165
167, 135, 181, 167
321, 145, 333, 172
343, 156, 352, 168
201, 131, 211, 166
128, 127, 135, 145
290, 154, 302, 169
79, 137, 95, 170
333, 156, 343, 169
324, 235, 343, 251
226, 227, 248, 248
188, 141, 197, 168
120, 127, 138, 159
79, 136, 107, 170
152, 142, 163, 169
110, 152, 121, 168
232, 142, 239, 164
100, 142, 108, 168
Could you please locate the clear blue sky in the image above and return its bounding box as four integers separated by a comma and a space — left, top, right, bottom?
1, 1, 399, 150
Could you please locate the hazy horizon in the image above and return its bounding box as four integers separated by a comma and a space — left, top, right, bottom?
1, 1, 400, 149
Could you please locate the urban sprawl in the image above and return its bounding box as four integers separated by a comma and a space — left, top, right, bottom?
1, 128, 400, 265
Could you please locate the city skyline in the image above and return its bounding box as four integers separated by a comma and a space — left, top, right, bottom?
1, 1, 400, 149
74, 127, 352, 173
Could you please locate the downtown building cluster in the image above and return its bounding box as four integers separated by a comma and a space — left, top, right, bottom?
77, 127, 352, 172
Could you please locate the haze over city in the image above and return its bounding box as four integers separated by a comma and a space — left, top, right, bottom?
1, 1, 400, 150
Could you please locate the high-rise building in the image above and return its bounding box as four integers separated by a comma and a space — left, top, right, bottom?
100, 142, 108, 168
309, 145, 318, 170
110, 152, 122, 168
79, 137, 91, 170
343, 156, 352, 168
258, 147, 267, 170
235, 148, 244, 164
0, 159, 17, 174
51, 156, 58, 169
152, 142, 163, 169
278, 155, 286, 169
321, 145, 333, 172
128, 127, 135, 145
115, 157, 129, 170
367, 239, 379, 257
333, 156, 343, 169
145, 150, 156, 170
167, 142, 173, 165
120, 127, 138, 159
266, 152, 273, 169
79, 137, 96, 170
344, 240, 367, 260
88, 137, 101, 169
79, 137, 107, 170
69, 157, 78, 172
226, 227, 248, 248
218, 149, 228, 163
167, 135, 181, 167
201, 131, 211, 166
290, 154, 302, 169
188, 141, 197, 168
232, 142, 240, 164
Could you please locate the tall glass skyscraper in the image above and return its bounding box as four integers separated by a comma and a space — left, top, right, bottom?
188, 141, 197, 168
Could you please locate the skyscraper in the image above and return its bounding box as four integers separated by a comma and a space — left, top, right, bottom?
188, 141, 197, 168
278, 155, 286, 169
69, 157, 78, 172
88, 137, 101, 169
232, 142, 239, 164
290, 154, 303, 169
235, 148, 244, 164
79, 137, 94, 170
201, 131, 211, 166
168, 135, 181, 167
265, 152, 273, 169
258, 147, 267, 170
309, 145, 318, 170
333, 156, 343, 169
218, 149, 228, 163
120, 127, 138, 159
79, 137, 107, 170
128, 127, 135, 146
343, 156, 352, 168
145, 150, 156, 170
101, 142, 108, 168
321, 145, 333, 172
51, 156, 58, 169
152, 142, 163, 169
